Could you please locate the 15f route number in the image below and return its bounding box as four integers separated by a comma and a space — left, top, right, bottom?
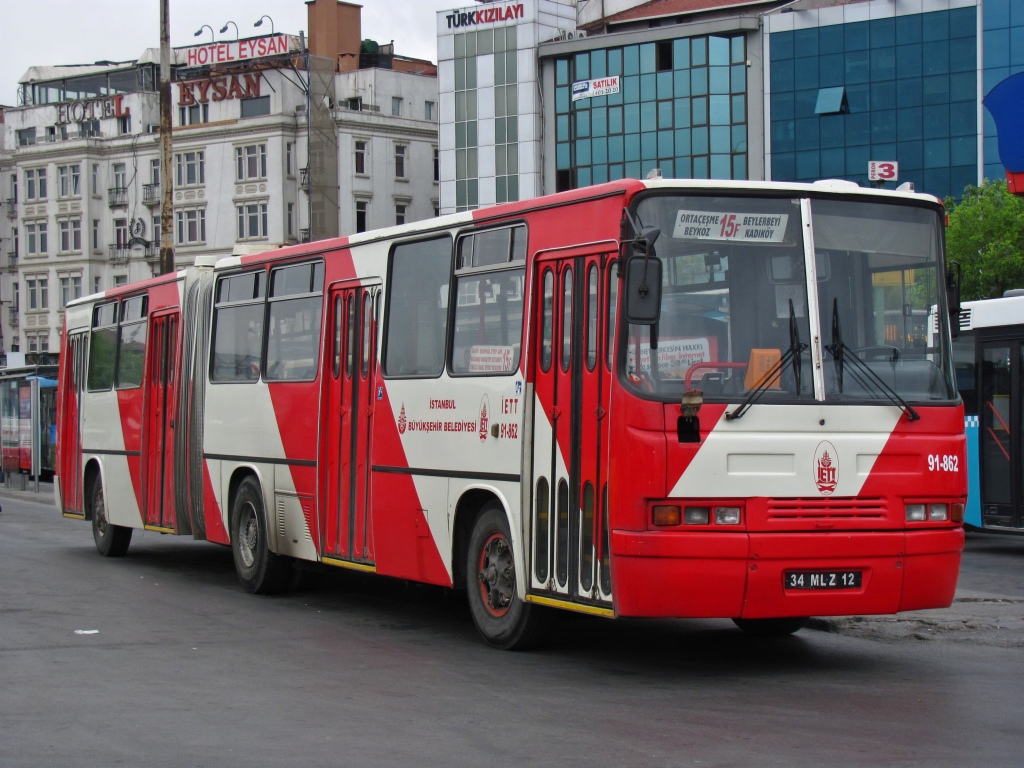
928, 454, 959, 472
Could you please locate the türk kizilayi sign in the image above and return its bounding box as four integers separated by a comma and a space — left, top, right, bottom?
572, 76, 620, 102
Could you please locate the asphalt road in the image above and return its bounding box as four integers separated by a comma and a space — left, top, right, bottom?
2, 490, 1022, 767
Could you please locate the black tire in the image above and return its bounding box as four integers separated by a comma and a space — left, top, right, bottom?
230, 476, 290, 595
732, 617, 806, 636
90, 475, 132, 558
466, 503, 548, 650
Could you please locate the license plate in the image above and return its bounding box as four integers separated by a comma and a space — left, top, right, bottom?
784, 570, 862, 590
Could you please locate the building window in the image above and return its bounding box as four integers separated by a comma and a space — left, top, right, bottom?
16, 128, 36, 146
395, 145, 407, 178
114, 275, 128, 287
179, 103, 209, 126
175, 151, 205, 186
425, 101, 435, 121
112, 163, 127, 190
236, 201, 269, 240
26, 222, 48, 255
92, 163, 99, 196
59, 219, 82, 253
46, 125, 69, 142
58, 164, 81, 197
176, 208, 206, 245
286, 143, 294, 176
236, 144, 268, 181
814, 87, 848, 116
392, 97, 403, 116
287, 203, 295, 237
355, 200, 368, 233
240, 96, 271, 118
354, 140, 367, 175
25, 168, 47, 201
117, 115, 132, 135
60, 275, 83, 308
396, 203, 407, 226
114, 218, 129, 247
93, 220, 100, 250
150, 158, 161, 186
94, 276, 102, 293
434, 147, 440, 182
26, 277, 49, 310
79, 120, 100, 138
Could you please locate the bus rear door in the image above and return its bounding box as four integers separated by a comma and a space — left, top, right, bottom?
141, 311, 179, 532
58, 333, 89, 515
320, 282, 379, 565
979, 339, 1024, 529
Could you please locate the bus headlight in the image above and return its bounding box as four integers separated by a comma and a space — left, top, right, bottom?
906, 504, 927, 522
684, 506, 710, 525
928, 503, 949, 521
715, 506, 742, 525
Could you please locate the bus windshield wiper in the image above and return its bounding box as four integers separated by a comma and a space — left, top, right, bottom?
825, 299, 920, 421
727, 299, 807, 421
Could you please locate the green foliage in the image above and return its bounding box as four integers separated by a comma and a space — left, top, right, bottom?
944, 179, 1024, 301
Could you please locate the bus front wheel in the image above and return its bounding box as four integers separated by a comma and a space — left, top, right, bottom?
90, 476, 132, 558
465, 503, 548, 650
230, 476, 290, 595
732, 617, 806, 636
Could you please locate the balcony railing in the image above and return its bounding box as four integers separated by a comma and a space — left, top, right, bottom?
7, 252, 18, 272
109, 244, 130, 263
300, 228, 310, 243
5, 199, 16, 218
299, 167, 310, 192
108, 187, 128, 207
143, 183, 161, 206
8, 306, 19, 327
145, 241, 159, 260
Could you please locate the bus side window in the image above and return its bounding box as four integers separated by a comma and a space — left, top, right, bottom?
383, 236, 452, 377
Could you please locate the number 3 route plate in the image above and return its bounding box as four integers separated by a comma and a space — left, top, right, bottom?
784, 570, 862, 590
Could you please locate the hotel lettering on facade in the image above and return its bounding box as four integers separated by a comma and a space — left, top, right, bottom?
0, 1, 439, 364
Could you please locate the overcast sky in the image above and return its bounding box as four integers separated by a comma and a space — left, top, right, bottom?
1, 0, 460, 107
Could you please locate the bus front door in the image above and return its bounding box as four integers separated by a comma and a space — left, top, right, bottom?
979, 340, 1024, 529
141, 312, 179, 532
321, 283, 379, 564
530, 251, 614, 608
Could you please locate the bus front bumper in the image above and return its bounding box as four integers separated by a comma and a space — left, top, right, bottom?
609, 528, 964, 619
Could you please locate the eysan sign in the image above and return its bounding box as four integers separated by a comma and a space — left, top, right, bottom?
178, 73, 262, 105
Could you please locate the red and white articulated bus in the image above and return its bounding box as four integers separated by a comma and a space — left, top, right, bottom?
56, 178, 966, 648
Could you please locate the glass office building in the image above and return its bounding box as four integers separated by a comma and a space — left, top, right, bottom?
766, 0, 979, 202
549, 30, 753, 191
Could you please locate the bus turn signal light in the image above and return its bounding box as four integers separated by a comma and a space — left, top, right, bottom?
653, 505, 682, 526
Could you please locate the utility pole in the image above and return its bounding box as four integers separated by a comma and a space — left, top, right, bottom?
159, 0, 175, 275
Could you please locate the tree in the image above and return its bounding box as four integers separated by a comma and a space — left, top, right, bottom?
944, 179, 1024, 301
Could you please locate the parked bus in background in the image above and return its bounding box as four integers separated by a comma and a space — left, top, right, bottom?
1, 365, 58, 481
56, 178, 966, 648
950, 293, 1024, 532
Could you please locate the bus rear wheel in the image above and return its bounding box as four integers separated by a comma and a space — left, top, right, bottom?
230, 476, 290, 595
90, 476, 132, 558
466, 504, 547, 650
732, 617, 806, 636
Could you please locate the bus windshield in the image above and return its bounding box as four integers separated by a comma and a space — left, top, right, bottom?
626, 192, 957, 405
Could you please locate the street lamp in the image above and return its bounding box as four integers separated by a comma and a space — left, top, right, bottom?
193, 24, 214, 43
219, 21, 239, 41
254, 15, 275, 35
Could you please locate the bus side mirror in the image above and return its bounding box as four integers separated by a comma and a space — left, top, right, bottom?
624, 228, 662, 325
946, 263, 961, 340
